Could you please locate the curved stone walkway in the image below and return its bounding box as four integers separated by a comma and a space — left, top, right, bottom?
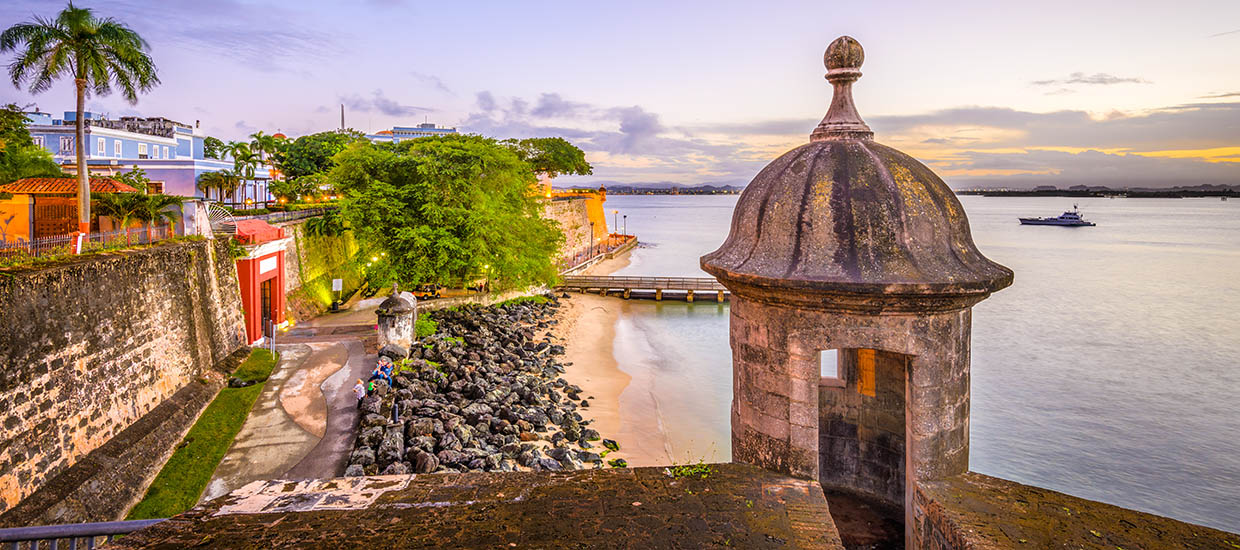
203, 334, 373, 502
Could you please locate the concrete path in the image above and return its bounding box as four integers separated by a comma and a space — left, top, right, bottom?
203, 333, 375, 501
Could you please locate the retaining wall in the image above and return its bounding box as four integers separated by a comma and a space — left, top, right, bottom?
0, 239, 246, 517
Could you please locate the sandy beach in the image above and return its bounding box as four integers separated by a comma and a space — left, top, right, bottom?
552, 251, 679, 467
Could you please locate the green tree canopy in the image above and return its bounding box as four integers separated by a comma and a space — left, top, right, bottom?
275, 130, 365, 180
203, 136, 225, 159
113, 164, 149, 193
330, 135, 563, 290
500, 137, 592, 178
0, 104, 61, 184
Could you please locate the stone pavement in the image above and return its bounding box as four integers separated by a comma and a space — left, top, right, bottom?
203, 331, 374, 501
113, 464, 845, 549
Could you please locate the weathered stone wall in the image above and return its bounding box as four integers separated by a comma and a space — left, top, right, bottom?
819, 348, 908, 506
0, 239, 246, 516
279, 219, 362, 321
544, 197, 594, 259
728, 295, 971, 507
913, 472, 1238, 549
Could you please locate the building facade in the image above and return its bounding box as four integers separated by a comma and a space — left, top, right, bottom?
365, 122, 458, 144
24, 111, 272, 202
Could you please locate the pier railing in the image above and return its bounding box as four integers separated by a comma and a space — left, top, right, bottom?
560, 275, 726, 291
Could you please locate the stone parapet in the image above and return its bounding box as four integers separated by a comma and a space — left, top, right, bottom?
913, 472, 1238, 549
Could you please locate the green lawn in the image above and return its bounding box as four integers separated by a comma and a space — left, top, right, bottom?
125, 349, 279, 520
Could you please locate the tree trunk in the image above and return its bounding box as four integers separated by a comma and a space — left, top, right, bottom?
75, 78, 89, 234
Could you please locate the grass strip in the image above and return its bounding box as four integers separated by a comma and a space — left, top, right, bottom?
125, 349, 279, 520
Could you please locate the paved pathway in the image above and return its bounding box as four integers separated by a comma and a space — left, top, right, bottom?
203, 314, 376, 502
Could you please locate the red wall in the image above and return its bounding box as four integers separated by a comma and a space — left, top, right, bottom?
236, 250, 285, 344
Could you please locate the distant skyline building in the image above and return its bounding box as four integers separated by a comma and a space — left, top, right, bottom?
23, 110, 272, 201
365, 122, 458, 144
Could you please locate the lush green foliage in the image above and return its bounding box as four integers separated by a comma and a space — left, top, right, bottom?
196, 169, 239, 202
275, 130, 365, 180
304, 208, 348, 236
498, 295, 550, 307
415, 316, 439, 339
330, 135, 563, 290
0, 104, 62, 184
126, 350, 278, 520
269, 174, 322, 202
113, 165, 150, 193
203, 136, 225, 159
92, 192, 146, 230
501, 137, 592, 178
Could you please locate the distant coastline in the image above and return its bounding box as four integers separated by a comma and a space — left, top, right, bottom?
559, 185, 742, 196
956, 185, 1240, 198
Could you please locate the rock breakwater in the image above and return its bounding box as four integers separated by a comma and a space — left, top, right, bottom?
345, 296, 616, 476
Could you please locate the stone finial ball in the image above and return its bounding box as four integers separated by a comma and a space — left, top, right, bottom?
824, 36, 864, 70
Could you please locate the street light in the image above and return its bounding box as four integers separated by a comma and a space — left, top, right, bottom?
589, 222, 595, 257
623, 215, 627, 238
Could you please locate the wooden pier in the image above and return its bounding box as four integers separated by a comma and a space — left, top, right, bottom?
557, 275, 729, 302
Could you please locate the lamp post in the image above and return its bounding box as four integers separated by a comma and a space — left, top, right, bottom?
589, 222, 595, 257
623, 215, 627, 238
612, 210, 619, 247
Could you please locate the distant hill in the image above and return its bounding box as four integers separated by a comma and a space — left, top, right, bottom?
956, 184, 1240, 198
553, 181, 744, 195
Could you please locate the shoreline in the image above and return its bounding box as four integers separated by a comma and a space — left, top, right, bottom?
553, 248, 679, 467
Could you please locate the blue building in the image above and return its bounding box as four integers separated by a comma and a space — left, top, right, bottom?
24, 111, 272, 203
365, 122, 458, 144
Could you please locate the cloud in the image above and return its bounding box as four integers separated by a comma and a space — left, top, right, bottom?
339, 90, 433, 116
531, 93, 591, 119
1201, 91, 1240, 99
947, 149, 1239, 189
1209, 29, 1240, 37
411, 72, 453, 95
1031, 72, 1149, 86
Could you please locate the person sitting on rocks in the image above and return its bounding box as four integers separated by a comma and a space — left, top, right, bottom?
378, 356, 395, 379
353, 379, 366, 407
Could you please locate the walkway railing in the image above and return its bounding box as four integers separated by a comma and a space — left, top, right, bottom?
557, 234, 636, 272
0, 519, 164, 549
0, 225, 174, 264
560, 275, 726, 291
232, 207, 336, 225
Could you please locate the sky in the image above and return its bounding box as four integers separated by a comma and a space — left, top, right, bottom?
1, 0, 1237, 189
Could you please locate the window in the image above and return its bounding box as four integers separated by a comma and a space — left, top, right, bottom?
60, 136, 74, 153
154, 146, 160, 159
138, 143, 148, 159
164, 146, 170, 159
820, 349, 844, 388
147, 182, 164, 194
96, 137, 105, 156
32, 136, 44, 147
114, 140, 122, 157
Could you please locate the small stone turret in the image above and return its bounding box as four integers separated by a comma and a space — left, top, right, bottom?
376, 284, 417, 354
702, 36, 1011, 542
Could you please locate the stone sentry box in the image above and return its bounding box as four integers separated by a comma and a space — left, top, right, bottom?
376, 285, 417, 352
702, 36, 1013, 544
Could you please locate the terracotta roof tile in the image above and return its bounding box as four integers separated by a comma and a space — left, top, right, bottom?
0, 177, 138, 195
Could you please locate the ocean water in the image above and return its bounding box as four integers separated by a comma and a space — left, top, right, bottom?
603, 194, 1240, 533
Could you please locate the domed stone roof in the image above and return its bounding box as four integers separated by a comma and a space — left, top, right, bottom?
701, 37, 1012, 310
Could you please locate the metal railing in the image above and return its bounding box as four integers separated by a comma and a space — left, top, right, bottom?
0, 225, 174, 263
557, 234, 636, 272
0, 519, 164, 549
560, 275, 726, 291
231, 207, 336, 225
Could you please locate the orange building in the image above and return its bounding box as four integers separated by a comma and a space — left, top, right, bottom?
233, 219, 289, 344
0, 177, 138, 241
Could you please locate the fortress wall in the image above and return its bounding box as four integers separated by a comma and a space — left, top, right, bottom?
0, 239, 246, 517
545, 197, 596, 258
278, 219, 363, 321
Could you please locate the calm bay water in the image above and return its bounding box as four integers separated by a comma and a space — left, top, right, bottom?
603, 194, 1240, 533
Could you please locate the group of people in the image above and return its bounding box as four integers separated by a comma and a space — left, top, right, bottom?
353, 356, 395, 406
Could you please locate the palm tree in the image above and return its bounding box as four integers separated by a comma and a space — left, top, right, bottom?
134, 193, 183, 241
1, 3, 158, 234
93, 191, 145, 243
228, 142, 260, 205
196, 169, 240, 203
